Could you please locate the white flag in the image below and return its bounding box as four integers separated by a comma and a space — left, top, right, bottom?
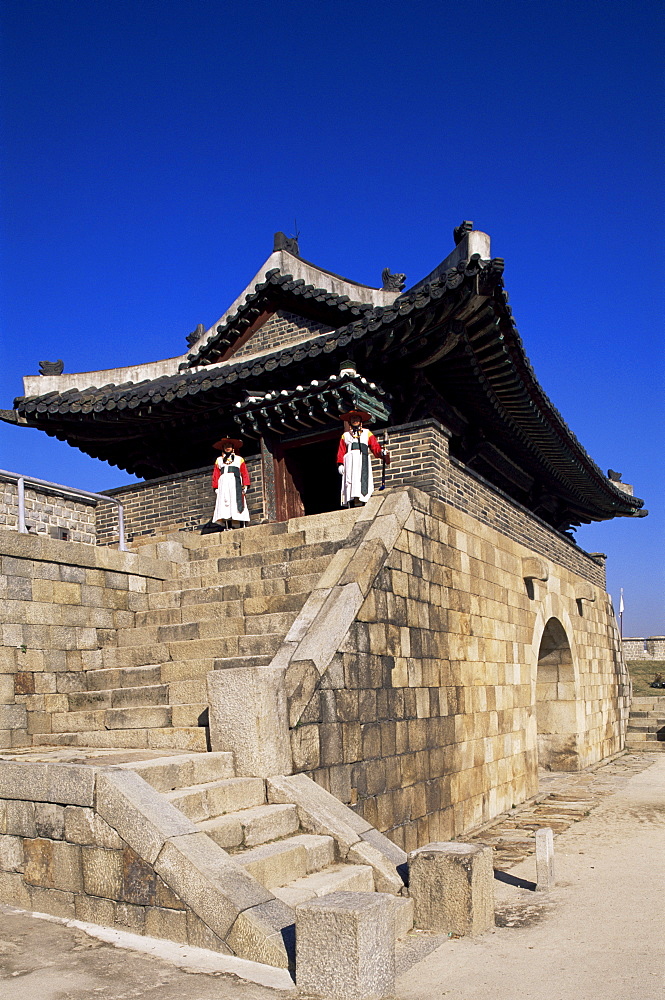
619, 590, 624, 614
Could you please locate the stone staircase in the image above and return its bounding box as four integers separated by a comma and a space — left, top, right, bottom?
33, 510, 360, 751
120, 751, 413, 954
626, 695, 665, 751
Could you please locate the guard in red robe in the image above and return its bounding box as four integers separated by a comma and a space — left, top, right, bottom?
336, 410, 389, 507
211, 437, 250, 527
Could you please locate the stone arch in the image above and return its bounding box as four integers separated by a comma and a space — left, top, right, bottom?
530, 599, 582, 771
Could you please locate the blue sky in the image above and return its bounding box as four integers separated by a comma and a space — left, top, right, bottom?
0, 0, 663, 635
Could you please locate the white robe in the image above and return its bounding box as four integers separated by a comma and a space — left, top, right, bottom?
213, 457, 250, 523
339, 429, 375, 505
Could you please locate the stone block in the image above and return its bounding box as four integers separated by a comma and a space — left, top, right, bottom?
23, 838, 83, 892
227, 898, 294, 968
114, 901, 146, 933
35, 803, 65, 840
0, 834, 23, 872
207, 666, 292, 777
29, 885, 75, 919
95, 768, 198, 865
0, 869, 31, 908
0, 705, 27, 730
154, 831, 272, 941
145, 905, 188, 943
288, 834, 336, 873
75, 892, 115, 926
64, 806, 123, 848
408, 842, 494, 936
296, 891, 395, 999
82, 846, 123, 898
5, 799, 36, 837
535, 827, 555, 891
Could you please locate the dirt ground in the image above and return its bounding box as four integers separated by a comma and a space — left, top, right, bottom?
0, 753, 663, 1000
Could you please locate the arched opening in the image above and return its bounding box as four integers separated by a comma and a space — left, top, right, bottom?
536, 618, 580, 771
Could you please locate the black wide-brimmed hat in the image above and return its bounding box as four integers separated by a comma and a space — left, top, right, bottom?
338, 409, 372, 424
213, 437, 243, 451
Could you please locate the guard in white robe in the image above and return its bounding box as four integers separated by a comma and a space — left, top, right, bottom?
211, 437, 250, 525
336, 410, 389, 507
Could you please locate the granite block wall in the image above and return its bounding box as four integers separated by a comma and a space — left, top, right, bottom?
288, 489, 628, 851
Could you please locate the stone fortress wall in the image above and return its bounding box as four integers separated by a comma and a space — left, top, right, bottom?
622, 636, 665, 660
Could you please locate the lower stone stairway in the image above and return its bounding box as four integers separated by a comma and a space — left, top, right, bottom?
625, 695, 665, 751
121, 752, 413, 949
33, 509, 360, 751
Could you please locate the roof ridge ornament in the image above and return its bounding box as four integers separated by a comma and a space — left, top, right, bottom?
453, 220, 474, 245
382, 268, 406, 292
273, 231, 300, 257
38, 360, 64, 376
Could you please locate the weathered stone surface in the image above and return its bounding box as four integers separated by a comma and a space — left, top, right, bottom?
145, 906, 188, 943
347, 840, 402, 895
95, 768, 197, 865
207, 667, 292, 777
63, 805, 123, 849
35, 803, 65, 840
296, 891, 395, 999
154, 831, 272, 941
227, 899, 294, 968
23, 838, 83, 892
81, 846, 123, 899
237, 840, 308, 889
408, 841, 494, 936
535, 827, 555, 891
0, 834, 23, 873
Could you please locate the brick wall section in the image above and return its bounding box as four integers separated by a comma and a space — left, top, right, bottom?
0, 478, 96, 545
382, 419, 605, 588
231, 310, 333, 361
291, 491, 628, 851
96, 454, 263, 545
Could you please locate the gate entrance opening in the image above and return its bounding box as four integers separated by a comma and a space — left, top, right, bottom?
272, 431, 341, 520
536, 617, 580, 771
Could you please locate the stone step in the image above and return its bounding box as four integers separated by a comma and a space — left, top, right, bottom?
212, 654, 273, 671
242, 592, 309, 616
627, 719, 665, 731
198, 803, 300, 850
272, 863, 374, 907
123, 751, 235, 791
165, 776, 266, 822
68, 684, 169, 712
182, 538, 337, 579
625, 740, 665, 751
117, 617, 246, 647
232, 834, 335, 890
31, 726, 207, 752
86, 665, 163, 691
243, 610, 299, 636
104, 705, 173, 729
393, 896, 415, 940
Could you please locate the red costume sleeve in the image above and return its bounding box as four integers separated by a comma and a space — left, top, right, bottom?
368, 432, 383, 458
212, 462, 220, 489
240, 459, 250, 487
336, 436, 348, 464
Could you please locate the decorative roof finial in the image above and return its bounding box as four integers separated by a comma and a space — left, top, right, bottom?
381, 268, 406, 292
274, 231, 300, 257
186, 324, 205, 348
38, 360, 64, 376
453, 221, 474, 245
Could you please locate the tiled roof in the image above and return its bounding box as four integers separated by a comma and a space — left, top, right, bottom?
7, 255, 644, 520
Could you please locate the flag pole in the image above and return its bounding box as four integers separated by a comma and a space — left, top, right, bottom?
619, 588, 624, 641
